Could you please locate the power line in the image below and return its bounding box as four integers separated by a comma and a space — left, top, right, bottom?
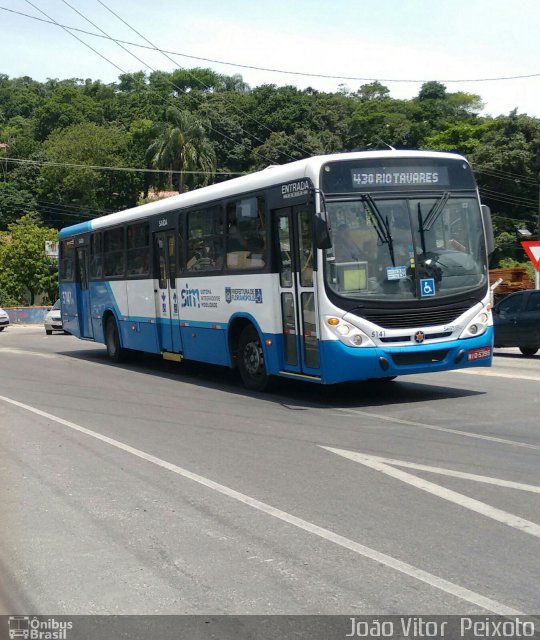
36, 0, 305, 165
479, 190, 538, 210
476, 168, 537, 186
22, 1, 124, 75
93, 0, 310, 159
37, 199, 115, 215
479, 187, 538, 206
2, 157, 244, 175
2, 5, 540, 84
22, 0, 283, 168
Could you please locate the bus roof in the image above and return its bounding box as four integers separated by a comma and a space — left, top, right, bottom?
59, 150, 468, 239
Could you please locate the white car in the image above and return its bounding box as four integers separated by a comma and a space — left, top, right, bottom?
44, 300, 63, 335
0, 307, 9, 331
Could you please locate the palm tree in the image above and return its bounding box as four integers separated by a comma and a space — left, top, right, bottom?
147, 108, 216, 193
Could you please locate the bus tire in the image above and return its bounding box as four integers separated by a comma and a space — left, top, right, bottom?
105, 317, 125, 363
237, 325, 271, 391
518, 346, 538, 357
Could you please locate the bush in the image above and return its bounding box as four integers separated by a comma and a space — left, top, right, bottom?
0, 288, 20, 307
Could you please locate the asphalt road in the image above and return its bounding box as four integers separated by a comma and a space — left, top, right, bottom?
0, 326, 539, 616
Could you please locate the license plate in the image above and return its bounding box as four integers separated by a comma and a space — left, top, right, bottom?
467, 347, 492, 361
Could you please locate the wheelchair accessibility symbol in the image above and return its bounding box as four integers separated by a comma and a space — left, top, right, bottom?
420, 278, 436, 297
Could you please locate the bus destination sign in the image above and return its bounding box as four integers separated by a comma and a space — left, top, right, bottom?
351, 166, 450, 189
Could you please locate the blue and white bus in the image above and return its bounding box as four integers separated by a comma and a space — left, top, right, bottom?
59, 151, 494, 390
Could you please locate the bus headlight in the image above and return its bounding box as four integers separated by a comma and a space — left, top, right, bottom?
459, 310, 491, 339
325, 317, 374, 347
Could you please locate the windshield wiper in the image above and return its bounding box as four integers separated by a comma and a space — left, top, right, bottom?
421, 192, 450, 231
418, 192, 450, 256
361, 194, 395, 266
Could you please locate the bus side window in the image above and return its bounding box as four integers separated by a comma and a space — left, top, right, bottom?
127, 222, 150, 276
90, 233, 103, 279
186, 206, 223, 272
59, 239, 75, 281
226, 196, 266, 270
103, 227, 125, 278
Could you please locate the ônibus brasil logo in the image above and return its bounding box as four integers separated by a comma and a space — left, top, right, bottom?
8, 616, 73, 640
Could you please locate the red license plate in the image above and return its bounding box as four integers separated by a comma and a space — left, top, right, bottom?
467, 347, 492, 361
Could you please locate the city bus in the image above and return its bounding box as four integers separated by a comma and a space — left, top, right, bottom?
59, 150, 495, 390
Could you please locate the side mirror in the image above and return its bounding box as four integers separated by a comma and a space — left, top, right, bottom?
315, 216, 332, 249
310, 189, 332, 249
481, 204, 495, 255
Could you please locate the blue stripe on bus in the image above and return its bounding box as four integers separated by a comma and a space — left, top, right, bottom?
61, 277, 493, 383
59, 221, 92, 239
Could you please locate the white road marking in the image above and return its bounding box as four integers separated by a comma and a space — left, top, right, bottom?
0, 347, 58, 359
336, 408, 540, 451
0, 393, 524, 616
329, 453, 540, 493
323, 447, 540, 539
451, 369, 540, 382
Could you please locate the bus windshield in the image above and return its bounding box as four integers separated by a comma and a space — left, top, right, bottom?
325, 196, 488, 301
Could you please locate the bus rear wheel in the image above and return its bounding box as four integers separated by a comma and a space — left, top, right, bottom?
237, 326, 271, 391
105, 317, 126, 363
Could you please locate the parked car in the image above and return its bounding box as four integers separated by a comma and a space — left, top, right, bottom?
0, 307, 9, 331
492, 289, 540, 356
44, 300, 63, 335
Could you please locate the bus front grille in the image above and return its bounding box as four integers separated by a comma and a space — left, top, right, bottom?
391, 350, 449, 366
361, 305, 471, 329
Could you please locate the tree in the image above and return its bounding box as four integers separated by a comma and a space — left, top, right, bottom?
251, 129, 325, 169
38, 122, 136, 222
0, 213, 58, 304
0, 183, 38, 230
356, 82, 391, 102
33, 82, 104, 141
469, 112, 540, 232
146, 108, 216, 192
349, 98, 414, 150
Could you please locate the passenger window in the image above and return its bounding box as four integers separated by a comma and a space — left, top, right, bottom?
186, 206, 223, 272
90, 233, 103, 279
127, 223, 150, 276
226, 197, 266, 270
59, 239, 75, 281
103, 227, 125, 278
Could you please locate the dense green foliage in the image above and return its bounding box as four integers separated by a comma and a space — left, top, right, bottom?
0, 214, 58, 304
1, 70, 539, 303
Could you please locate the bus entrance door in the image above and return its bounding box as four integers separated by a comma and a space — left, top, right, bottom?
76, 246, 93, 338
153, 231, 181, 356
274, 206, 321, 379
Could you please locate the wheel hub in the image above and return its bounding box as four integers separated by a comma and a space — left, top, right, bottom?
244, 341, 262, 375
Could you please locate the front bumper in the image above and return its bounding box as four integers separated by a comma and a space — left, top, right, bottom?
319, 328, 493, 384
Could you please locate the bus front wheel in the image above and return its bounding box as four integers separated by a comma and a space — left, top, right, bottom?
105, 317, 126, 363
237, 326, 271, 391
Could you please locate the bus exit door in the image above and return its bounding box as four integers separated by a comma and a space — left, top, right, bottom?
274, 206, 321, 379
153, 231, 181, 355
76, 246, 93, 338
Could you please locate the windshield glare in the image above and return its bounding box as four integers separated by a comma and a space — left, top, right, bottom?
325, 197, 488, 301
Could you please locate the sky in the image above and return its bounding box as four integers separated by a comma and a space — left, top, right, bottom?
1, 0, 540, 118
